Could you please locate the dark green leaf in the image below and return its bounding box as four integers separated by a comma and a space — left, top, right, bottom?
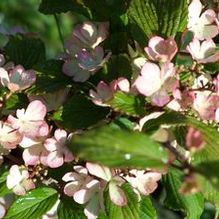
162, 169, 204, 219
58, 196, 86, 219
5, 36, 46, 69
28, 59, 71, 94
109, 91, 146, 117
5, 187, 58, 219
39, 0, 90, 17
52, 95, 110, 131
128, 0, 188, 45
69, 126, 168, 169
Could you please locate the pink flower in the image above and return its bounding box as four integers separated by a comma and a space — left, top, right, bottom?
44, 129, 74, 168
187, 38, 219, 63
63, 47, 111, 82
193, 91, 219, 120
0, 65, 36, 92
0, 200, 6, 219
63, 166, 104, 219
186, 127, 205, 150
145, 36, 178, 62
188, 0, 218, 40
65, 21, 109, 54
86, 163, 127, 206
134, 62, 178, 106
90, 77, 130, 106
6, 165, 35, 195
21, 137, 49, 166
7, 100, 49, 139
89, 81, 114, 106
0, 121, 22, 149
125, 170, 162, 196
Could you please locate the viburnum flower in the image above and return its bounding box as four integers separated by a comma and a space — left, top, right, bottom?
186, 127, 205, 150
86, 163, 127, 206
0, 199, 6, 219
0, 121, 22, 149
145, 36, 178, 62
134, 62, 178, 106
6, 165, 35, 195
20, 137, 49, 166
65, 21, 109, 54
188, 0, 219, 40
193, 91, 219, 121
44, 129, 74, 168
0, 65, 36, 92
7, 100, 49, 139
63, 47, 111, 82
63, 166, 104, 219
90, 77, 130, 106
42, 199, 60, 219
187, 38, 219, 63
124, 170, 162, 196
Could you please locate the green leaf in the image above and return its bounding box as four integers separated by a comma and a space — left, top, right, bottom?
39, 0, 90, 17
104, 184, 157, 219
69, 126, 168, 169
2, 93, 28, 115
28, 59, 70, 94
128, 0, 188, 45
58, 196, 86, 219
109, 91, 146, 117
5, 187, 58, 219
52, 95, 110, 131
5, 36, 46, 69
162, 169, 204, 219
0, 166, 10, 196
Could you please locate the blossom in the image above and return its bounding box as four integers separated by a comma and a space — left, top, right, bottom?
42, 199, 60, 219
63, 47, 111, 82
0, 200, 6, 219
193, 91, 219, 121
188, 0, 218, 40
124, 170, 161, 196
145, 36, 178, 62
7, 100, 49, 139
0, 121, 22, 149
21, 137, 48, 166
44, 129, 74, 168
90, 77, 130, 106
186, 127, 205, 150
65, 21, 109, 54
134, 62, 178, 106
0, 195, 14, 219
7, 165, 35, 195
63, 166, 104, 219
0, 65, 36, 92
187, 38, 219, 63
86, 163, 127, 206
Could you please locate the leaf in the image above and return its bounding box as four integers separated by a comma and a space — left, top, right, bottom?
109, 91, 146, 117
104, 184, 157, 219
28, 59, 71, 94
69, 126, 168, 169
39, 0, 90, 17
5, 36, 46, 69
58, 196, 86, 219
162, 169, 204, 219
52, 95, 110, 131
128, 0, 188, 45
0, 166, 10, 196
5, 187, 58, 219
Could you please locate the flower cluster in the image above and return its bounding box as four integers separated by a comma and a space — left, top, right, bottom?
62, 21, 111, 82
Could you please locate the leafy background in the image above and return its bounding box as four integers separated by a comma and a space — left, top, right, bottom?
1, 0, 219, 218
